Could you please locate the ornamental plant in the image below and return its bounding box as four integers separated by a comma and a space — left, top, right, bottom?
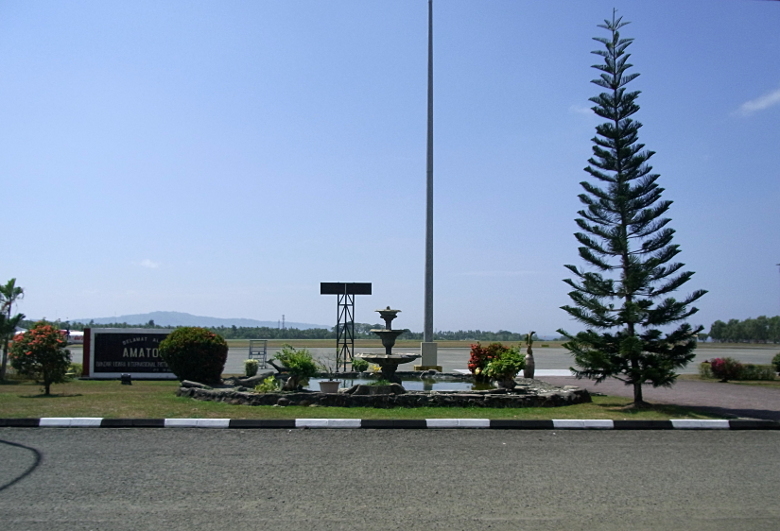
773, 353, 780, 376
709, 357, 742, 382
244, 359, 259, 377
351, 357, 369, 372
158, 327, 228, 385
10, 321, 71, 395
468, 342, 511, 382
273, 344, 318, 390
254, 375, 280, 393
483, 347, 525, 388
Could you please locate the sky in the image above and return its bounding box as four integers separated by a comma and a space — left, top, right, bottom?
1, 0, 778, 337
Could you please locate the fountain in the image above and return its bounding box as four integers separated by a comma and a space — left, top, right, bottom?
354, 307, 420, 384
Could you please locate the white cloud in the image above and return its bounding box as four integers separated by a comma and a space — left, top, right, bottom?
569, 104, 593, 116
736, 87, 780, 116
139, 259, 160, 269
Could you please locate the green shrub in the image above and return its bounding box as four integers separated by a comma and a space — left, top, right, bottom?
254, 375, 279, 393
702, 358, 775, 381
10, 321, 72, 395
273, 345, 318, 390
483, 347, 525, 382
158, 327, 228, 385
273, 345, 318, 377
244, 359, 259, 377
351, 357, 369, 372
66, 362, 83, 381
772, 353, 780, 376
739, 364, 775, 381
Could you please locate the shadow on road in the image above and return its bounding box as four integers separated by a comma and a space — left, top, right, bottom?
0, 439, 43, 492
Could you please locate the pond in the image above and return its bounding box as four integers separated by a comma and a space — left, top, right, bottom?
307, 377, 494, 392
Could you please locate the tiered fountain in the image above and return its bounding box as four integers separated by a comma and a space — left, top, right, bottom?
355, 307, 420, 384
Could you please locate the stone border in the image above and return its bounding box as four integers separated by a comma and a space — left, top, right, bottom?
1, 418, 778, 429
177, 385, 593, 408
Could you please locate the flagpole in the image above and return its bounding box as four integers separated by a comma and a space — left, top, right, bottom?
421, 0, 438, 368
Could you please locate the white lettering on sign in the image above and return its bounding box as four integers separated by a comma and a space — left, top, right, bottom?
122, 347, 159, 358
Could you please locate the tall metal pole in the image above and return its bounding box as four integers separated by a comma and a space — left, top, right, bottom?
421, 0, 438, 367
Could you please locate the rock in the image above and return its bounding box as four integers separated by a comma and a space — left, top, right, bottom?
238, 370, 275, 386
348, 383, 406, 395
181, 380, 211, 389
276, 397, 290, 406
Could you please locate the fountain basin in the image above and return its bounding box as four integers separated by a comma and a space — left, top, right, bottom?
354, 353, 420, 384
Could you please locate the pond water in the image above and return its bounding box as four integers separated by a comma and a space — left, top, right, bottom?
307, 378, 493, 392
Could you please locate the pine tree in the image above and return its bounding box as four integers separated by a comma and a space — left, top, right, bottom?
558, 12, 706, 407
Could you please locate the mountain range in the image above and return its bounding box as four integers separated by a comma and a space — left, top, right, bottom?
73, 311, 328, 330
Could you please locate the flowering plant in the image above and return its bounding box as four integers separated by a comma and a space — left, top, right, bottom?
468, 342, 511, 382
10, 321, 71, 395
709, 357, 742, 382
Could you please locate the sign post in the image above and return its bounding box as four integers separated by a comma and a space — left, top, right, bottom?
320, 282, 372, 372
82, 328, 176, 379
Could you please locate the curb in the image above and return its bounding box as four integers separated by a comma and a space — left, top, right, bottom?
1, 418, 779, 430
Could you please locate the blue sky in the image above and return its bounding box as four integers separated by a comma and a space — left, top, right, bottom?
1, 0, 778, 336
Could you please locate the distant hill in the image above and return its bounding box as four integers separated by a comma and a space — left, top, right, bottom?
73, 311, 328, 330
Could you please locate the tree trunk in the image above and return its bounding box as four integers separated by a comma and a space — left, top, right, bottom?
0, 342, 8, 380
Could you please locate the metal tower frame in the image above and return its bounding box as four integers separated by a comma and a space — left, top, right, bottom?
320, 282, 372, 372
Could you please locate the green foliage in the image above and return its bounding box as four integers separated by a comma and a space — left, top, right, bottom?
483, 347, 525, 382
66, 362, 83, 381
158, 327, 228, 385
558, 13, 705, 405
351, 357, 369, 372
708, 316, 780, 343
273, 344, 318, 391
468, 342, 513, 382
702, 358, 775, 381
273, 345, 318, 378
739, 364, 775, 381
254, 376, 280, 393
773, 353, 780, 375
244, 359, 259, 377
10, 321, 71, 395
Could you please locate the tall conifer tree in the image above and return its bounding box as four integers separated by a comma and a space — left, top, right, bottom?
558, 12, 706, 406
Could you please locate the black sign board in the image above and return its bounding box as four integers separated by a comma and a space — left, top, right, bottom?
89, 329, 176, 379
320, 282, 372, 295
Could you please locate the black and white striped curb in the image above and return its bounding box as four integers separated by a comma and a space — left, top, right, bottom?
1, 418, 779, 429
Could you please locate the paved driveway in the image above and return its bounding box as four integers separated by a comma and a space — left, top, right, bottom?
540, 375, 780, 420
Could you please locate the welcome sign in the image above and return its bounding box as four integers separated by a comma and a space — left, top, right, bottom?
83, 328, 177, 379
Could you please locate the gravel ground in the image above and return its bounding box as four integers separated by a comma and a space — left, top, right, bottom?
2, 428, 780, 530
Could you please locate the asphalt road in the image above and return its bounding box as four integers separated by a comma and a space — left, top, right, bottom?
1, 428, 778, 530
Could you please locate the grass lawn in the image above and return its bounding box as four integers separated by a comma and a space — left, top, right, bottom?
0, 378, 722, 420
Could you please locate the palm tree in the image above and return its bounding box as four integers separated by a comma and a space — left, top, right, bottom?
0, 278, 25, 380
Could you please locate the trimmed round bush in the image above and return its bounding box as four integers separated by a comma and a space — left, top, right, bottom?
158, 327, 228, 385
772, 353, 780, 376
